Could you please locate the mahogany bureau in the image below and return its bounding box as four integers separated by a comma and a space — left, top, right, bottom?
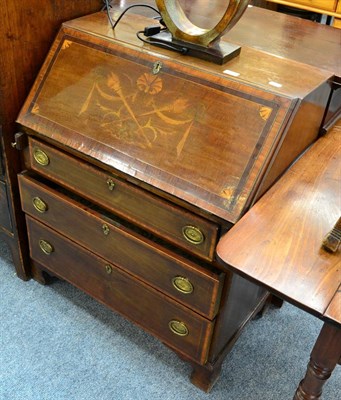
15, 7, 336, 391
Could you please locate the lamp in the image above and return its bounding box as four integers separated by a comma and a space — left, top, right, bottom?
152, 0, 250, 64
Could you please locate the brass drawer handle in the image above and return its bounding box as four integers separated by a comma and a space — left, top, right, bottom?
102, 224, 110, 235
105, 264, 113, 274
106, 178, 115, 191
182, 225, 205, 245
172, 276, 194, 294
168, 320, 189, 337
33, 148, 50, 166
32, 197, 48, 213
39, 239, 54, 255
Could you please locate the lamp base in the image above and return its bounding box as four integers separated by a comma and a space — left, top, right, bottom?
149, 30, 241, 65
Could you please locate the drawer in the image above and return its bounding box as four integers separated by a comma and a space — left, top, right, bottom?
26, 216, 215, 365
19, 174, 224, 319
25, 137, 219, 261
277, 0, 337, 12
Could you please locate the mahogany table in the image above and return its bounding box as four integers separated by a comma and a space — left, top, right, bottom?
216, 119, 341, 399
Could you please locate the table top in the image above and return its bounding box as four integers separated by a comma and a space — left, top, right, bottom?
216, 119, 341, 324
106, 1, 341, 78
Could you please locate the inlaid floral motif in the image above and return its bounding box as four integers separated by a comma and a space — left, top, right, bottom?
31, 103, 40, 114
259, 106, 272, 121
78, 70, 206, 155
61, 40, 72, 50
136, 73, 163, 95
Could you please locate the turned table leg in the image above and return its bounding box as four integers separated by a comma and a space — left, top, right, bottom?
294, 323, 341, 400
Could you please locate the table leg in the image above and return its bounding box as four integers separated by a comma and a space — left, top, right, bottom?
294, 323, 341, 400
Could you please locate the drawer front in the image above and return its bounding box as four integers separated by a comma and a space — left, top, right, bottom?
19, 174, 223, 319
25, 137, 219, 261
26, 216, 214, 365
276, 0, 337, 12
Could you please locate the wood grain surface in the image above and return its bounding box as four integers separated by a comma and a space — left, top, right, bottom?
217, 120, 341, 319
17, 10, 332, 224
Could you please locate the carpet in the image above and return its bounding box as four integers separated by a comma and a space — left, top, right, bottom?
1, 238, 340, 399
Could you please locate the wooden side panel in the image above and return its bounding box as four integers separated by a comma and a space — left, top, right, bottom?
0, 180, 12, 232
0, 141, 4, 177
254, 80, 331, 202
208, 273, 268, 362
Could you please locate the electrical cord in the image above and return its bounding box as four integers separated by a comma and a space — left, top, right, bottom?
103, 2, 161, 30
102, 0, 116, 29
103, 2, 188, 56
136, 30, 188, 55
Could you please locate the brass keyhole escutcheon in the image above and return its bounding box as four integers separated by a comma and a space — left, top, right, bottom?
39, 239, 54, 255
102, 224, 110, 236
155, 0, 249, 47
33, 148, 50, 166
105, 264, 113, 274
172, 276, 193, 294
168, 320, 189, 337
182, 225, 204, 245
152, 61, 163, 75
32, 197, 48, 213
106, 178, 115, 191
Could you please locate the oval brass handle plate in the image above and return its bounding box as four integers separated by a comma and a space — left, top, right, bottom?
182, 225, 205, 245
172, 276, 194, 294
168, 320, 189, 337
39, 239, 54, 255
32, 197, 48, 213
155, 0, 249, 46
33, 148, 50, 166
